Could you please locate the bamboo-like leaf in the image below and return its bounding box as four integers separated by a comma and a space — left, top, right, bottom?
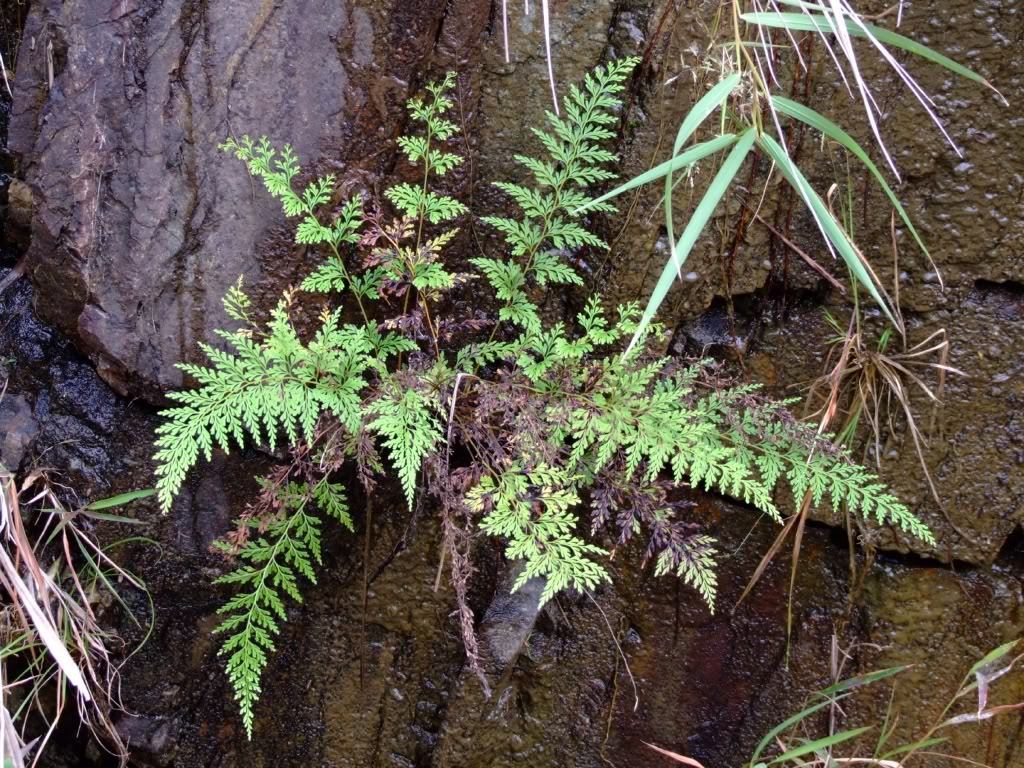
79, 510, 147, 525
85, 488, 155, 511
880, 737, 948, 759
576, 134, 738, 213
966, 639, 1019, 677
943, 702, 1024, 726
742, 11, 1002, 99
627, 128, 756, 352
666, 73, 743, 273
768, 726, 873, 764
669, 74, 743, 159
750, 697, 840, 766
757, 133, 899, 328
770, 95, 935, 278
815, 665, 908, 698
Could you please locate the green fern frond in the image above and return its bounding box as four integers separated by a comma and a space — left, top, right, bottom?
214, 479, 347, 738
154, 304, 373, 512
221, 136, 363, 251
365, 326, 419, 361
221, 136, 317, 218
501, 308, 932, 607
300, 256, 349, 293
389, 71, 466, 226
312, 478, 354, 531
499, 298, 542, 334
368, 387, 443, 510
396, 134, 458, 169
654, 533, 719, 612
454, 341, 519, 370
385, 183, 468, 225
469, 257, 526, 301
223, 276, 254, 324
481, 57, 640, 322
468, 464, 609, 606
530, 252, 583, 287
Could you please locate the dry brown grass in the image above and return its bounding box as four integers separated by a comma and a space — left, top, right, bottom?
1, 465, 153, 767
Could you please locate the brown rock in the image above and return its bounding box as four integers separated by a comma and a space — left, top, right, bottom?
8, 0, 491, 400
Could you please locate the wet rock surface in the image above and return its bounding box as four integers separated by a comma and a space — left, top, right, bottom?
8, 0, 491, 398
0, 269, 149, 494
756, 282, 1024, 565
857, 554, 1024, 767
4, 264, 1023, 768
0, 391, 36, 468
9, 0, 1022, 561
1, 0, 1023, 766
477, 565, 546, 670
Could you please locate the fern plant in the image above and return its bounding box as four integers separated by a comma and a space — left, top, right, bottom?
153, 63, 933, 737
153, 300, 379, 513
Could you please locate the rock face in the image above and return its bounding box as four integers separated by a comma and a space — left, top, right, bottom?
563, 0, 1024, 565
0, 391, 37, 469
857, 561, 1024, 767
10, 0, 1023, 562
4, 1, 1024, 764
9, 0, 488, 398
756, 280, 1024, 565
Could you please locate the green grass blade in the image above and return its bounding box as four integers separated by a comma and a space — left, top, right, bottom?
757, 133, 898, 328
81, 510, 148, 524
627, 128, 756, 352
0, 634, 37, 659
767, 726, 873, 764
750, 697, 841, 766
666, 74, 743, 272
742, 11, 1001, 97
815, 664, 909, 698
770, 95, 931, 266
967, 640, 1019, 676
74, 537, 142, 627
86, 488, 155, 510
670, 74, 742, 156
880, 737, 949, 759
577, 134, 738, 212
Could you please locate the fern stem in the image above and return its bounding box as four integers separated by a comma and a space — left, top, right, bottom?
401, 133, 432, 349
421, 296, 442, 358
415, 122, 434, 253
327, 241, 371, 326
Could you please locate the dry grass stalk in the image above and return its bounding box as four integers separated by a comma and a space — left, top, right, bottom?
0, 465, 150, 766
